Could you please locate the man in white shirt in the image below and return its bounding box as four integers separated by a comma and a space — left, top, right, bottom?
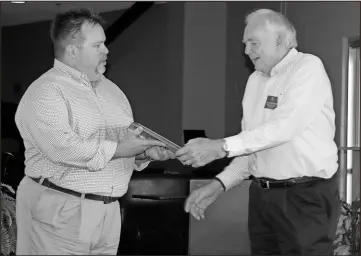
176, 9, 340, 255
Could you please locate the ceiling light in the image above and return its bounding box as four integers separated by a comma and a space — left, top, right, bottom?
11, 1, 26, 3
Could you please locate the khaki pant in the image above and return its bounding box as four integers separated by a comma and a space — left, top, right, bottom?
16, 176, 121, 255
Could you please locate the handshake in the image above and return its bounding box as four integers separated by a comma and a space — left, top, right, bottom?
127, 122, 227, 167
125, 122, 228, 220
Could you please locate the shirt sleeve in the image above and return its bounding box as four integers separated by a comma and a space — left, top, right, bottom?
224, 56, 331, 157
133, 160, 150, 171
216, 155, 250, 191
16, 82, 118, 171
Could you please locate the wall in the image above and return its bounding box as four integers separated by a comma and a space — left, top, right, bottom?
224, 1, 282, 136
182, 2, 227, 139
1, 21, 53, 103
189, 179, 252, 255
1, 4, 185, 144
285, 1, 360, 201
3, 1, 358, 151
1, 9, 124, 104
181, 1, 282, 139
106, 3, 185, 145
224, 1, 360, 142
1, 3, 186, 171
285, 1, 360, 147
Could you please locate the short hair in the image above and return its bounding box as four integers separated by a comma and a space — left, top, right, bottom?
50, 8, 105, 56
245, 9, 298, 49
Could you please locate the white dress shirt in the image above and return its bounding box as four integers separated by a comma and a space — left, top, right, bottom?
217, 48, 338, 190
15, 59, 148, 197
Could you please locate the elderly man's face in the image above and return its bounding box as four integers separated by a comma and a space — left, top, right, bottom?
74, 22, 109, 82
243, 21, 282, 75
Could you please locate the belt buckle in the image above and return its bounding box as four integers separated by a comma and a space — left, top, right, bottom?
259, 179, 270, 189
265, 180, 270, 189
103, 196, 113, 204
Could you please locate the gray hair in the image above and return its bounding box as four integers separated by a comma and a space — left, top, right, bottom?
245, 9, 298, 49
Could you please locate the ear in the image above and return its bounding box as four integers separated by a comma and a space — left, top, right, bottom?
276, 34, 282, 47
276, 33, 288, 48
65, 45, 78, 59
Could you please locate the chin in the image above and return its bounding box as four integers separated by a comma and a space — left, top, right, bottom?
254, 66, 262, 72
96, 66, 106, 75
255, 64, 265, 71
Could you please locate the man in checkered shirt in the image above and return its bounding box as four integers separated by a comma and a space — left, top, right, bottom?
15, 8, 174, 255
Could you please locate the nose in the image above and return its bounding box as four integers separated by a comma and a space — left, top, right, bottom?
103, 44, 109, 55
244, 43, 250, 55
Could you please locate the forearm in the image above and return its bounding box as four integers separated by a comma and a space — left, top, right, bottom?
17, 84, 121, 172
112, 149, 150, 171
133, 152, 151, 171
24, 122, 118, 171
134, 152, 147, 161
216, 156, 250, 191
224, 119, 295, 157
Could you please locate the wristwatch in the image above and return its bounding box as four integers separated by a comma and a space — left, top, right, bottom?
221, 139, 230, 157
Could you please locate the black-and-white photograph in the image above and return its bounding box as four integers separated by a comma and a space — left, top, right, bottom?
0, 1, 359, 255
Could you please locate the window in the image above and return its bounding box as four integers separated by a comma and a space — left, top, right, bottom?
340, 37, 360, 204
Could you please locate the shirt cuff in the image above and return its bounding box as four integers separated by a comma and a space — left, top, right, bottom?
224, 135, 246, 157
87, 140, 118, 172
133, 160, 150, 171
215, 156, 250, 190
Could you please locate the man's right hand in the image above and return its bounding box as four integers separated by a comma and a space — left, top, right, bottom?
113, 126, 166, 158
185, 179, 224, 220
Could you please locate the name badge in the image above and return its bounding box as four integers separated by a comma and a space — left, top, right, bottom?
264, 96, 278, 109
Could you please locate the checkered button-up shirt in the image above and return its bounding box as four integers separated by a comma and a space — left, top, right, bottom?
15, 59, 148, 197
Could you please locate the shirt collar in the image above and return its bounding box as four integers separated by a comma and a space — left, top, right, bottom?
270, 48, 298, 76
53, 59, 105, 86
53, 59, 88, 81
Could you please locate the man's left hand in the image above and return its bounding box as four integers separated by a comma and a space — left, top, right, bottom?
175, 138, 226, 168
145, 146, 176, 161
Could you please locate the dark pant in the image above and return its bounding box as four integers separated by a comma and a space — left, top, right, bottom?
248, 173, 340, 255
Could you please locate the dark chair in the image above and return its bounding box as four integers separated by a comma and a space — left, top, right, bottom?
183, 130, 207, 144
1, 152, 25, 192
117, 174, 189, 255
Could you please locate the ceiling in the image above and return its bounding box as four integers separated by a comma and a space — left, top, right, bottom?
1, 1, 135, 27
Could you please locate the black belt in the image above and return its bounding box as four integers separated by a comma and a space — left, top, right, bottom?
29, 176, 121, 204
253, 176, 324, 189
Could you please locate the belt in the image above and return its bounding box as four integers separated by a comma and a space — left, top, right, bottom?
29, 176, 121, 204
253, 176, 324, 189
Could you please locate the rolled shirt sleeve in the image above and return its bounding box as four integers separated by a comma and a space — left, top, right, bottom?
216, 155, 251, 191
133, 160, 150, 171
16, 82, 118, 172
